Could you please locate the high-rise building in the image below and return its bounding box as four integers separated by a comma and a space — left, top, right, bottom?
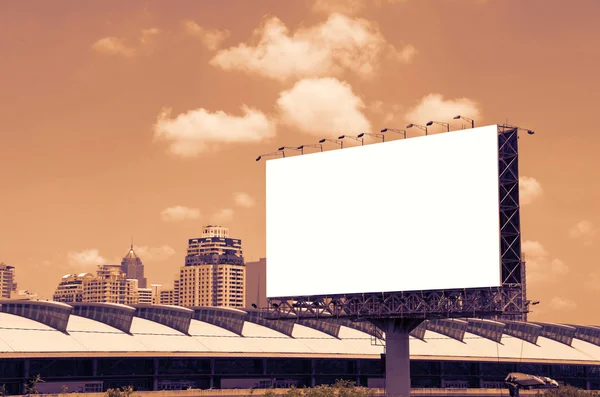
54, 265, 140, 305
160, 289, 178, 306
0, 263, 17, 299
179, 226, 246, 308
53, 273, 94, 303
185, 225, 244, 266
245, 258, 266, 309
121, 244, 147, 288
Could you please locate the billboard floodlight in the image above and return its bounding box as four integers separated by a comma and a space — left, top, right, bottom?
318, 138, 343, 148
406, 123, 428, 135
256, 151, 284, 162
454, 115, 475, 129
380, 128, 407, 139
358, 132, 384, 142
338, 135, 364, 145
426, 121, 450, 132
297, 144, 323, 154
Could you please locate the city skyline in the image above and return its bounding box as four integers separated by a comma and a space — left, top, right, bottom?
1, 0, 599, 324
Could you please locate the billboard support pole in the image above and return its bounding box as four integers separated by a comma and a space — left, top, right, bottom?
370, 318, 423, 397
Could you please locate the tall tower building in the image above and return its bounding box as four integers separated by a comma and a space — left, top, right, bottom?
0, 263, 17, 299
179, 226, 245, 308
121, 243, 147, 288
185, 225, 244, 266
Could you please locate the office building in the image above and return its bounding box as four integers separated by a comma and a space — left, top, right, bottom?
180, 226, 245, 308
121, 243, 147, 288
0, 263, 17, 299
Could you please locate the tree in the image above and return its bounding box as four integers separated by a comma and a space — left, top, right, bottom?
24, 375, 44, 395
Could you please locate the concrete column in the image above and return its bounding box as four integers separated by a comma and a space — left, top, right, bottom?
23, 359, 30, 379
370, 318, 423, 397
311, 359, 316, 387
210, 358, 215, 389
152, 358, 159, 391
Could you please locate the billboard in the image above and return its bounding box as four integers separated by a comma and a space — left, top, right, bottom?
265, 125, 501, 298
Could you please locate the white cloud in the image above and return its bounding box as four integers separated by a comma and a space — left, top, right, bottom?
522, 240, 568, 284
210, 13, 414, 82
404, 94, 481, 129
277, 77, 371, 137
153, 106, 277, 157
368, 100, 403, 126
182, 20, 230, 51
519, 176, 543, 205
549, 297, 577, 311
92, 28, 162, 57
211, 208, 234, 224
134, 245, 176, 261
160, 206, 201, 222
68, 249, 105, 269
568, 220, 597, 246
388, 44, 417, 63
234, 192, 256, 208
92, 37, 136, 57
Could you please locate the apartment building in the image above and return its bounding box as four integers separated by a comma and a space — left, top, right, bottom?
53, 265, 139, 305
0, 263, 17, 299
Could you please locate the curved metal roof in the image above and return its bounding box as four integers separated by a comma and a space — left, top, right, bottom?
0, 303, 599, 364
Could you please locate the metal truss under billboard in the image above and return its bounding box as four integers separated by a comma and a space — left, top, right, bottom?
265, 125, 526, 321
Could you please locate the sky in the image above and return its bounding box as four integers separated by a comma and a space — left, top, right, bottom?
1, 0, 599, 324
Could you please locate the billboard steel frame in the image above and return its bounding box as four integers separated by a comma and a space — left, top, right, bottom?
265, 125, 527, 321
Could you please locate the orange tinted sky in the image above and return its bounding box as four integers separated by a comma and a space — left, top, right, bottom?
1, 0, 599, 324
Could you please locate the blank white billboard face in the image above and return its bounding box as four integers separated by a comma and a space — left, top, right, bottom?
266, 125, 501, 298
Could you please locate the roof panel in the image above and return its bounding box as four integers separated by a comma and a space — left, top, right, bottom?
532, 322, 576, 346
0, 300, 72, 332
246, 310, 294, 337
67, 315, 148, 352
571, 324, 600, 346
410, 321, 427, 341
296, 319, 341, 339
500, 320, 541, 345
133, 304, 193, 335
70, 303, 135, 334
336, 318, 384, 340
467, 318, 505, 343
192, 307, 245, 335
427, 319, 467, 342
